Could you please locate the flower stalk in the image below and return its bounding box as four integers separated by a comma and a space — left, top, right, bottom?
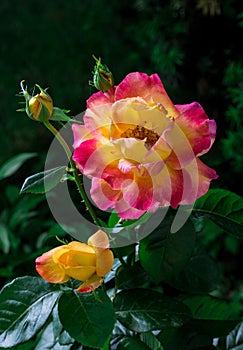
43, 121, 102, 227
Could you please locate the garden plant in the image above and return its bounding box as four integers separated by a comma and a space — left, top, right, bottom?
0, 55, 243, 350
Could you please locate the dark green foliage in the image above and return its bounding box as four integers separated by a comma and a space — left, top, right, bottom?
139, 217, 196, 283
114, 288, 192, 332
193, 189, 243, 239
0, 277, 61, 347
58, 288, 116, 348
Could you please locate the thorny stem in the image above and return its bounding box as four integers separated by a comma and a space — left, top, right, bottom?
43, 121, 101, 227
44, 121, 128, 270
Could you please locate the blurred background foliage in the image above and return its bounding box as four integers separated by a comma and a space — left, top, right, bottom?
0, 0, 242, 304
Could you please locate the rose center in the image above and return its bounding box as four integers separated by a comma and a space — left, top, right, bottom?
121, 125, 160, 148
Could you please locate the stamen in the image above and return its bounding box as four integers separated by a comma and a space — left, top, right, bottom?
121, 125, 160, 148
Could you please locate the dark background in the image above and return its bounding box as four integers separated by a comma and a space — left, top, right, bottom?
0, 0, 242, 292
1, 0, 243, 192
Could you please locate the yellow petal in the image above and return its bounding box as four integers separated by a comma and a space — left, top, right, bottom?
57, 250, 96, 267
77, 274, 104, 293
64, 266, 96, 281
54, 241, 96, 267
52, 246, 69, 263
67, 241, 96, 254
88, 231, 114, 277
95, 249, 114, 277
111, 98, 172, 139
35, 247, 69, 283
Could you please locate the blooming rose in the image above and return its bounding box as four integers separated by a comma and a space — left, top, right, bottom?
35, 230, 114, 292
72, 72, 218, 219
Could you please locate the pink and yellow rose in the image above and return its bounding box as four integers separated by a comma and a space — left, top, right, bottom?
72, 72, 218, 219
35, 230, 114, 292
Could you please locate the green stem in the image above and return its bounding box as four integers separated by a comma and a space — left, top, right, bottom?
113, 248, 127, 268
44, 121, 101, 227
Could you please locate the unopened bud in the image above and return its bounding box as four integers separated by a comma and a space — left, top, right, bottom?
28, 85, 53, 121
91, 55, 114, 92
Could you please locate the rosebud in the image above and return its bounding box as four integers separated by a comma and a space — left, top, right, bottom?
91, 55, 114, 92
35, 230, 114, 293
27, 85, 53, 121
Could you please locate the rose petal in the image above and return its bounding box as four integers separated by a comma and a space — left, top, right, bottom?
67, 241, 95, 254
115, 72, 179, 118
111, 98, 172, 139
95, 249, 114, 277
88, 230, 110, 250
91, 178, 146, 219
192, 158, 218, 200
84, 104, 113, 140
35, 247, 70, 283
122, 171, 153, 211
72, 138, 99, 173
57, 244, 96, 267
163, 121, 196, 168
175, 102, 216, 156
64, 266, 96, 281
90, 177, 122, 210
72, 124, 92, 148
77, 274, 104, 293
87, 88, 115, 108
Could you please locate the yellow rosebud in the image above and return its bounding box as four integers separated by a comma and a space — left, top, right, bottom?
28, 85, 53, 121
35, 230, 114, 293
91, 55, 114, 92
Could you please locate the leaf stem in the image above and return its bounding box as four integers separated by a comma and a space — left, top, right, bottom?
43, 121, 101, 227
113, 248, 127, 268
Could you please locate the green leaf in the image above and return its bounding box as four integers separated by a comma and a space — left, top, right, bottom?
20, 166, 66, 194
193, 189, 243, 239
114, 289, 192, 332
50, 107, 71, 122
117, 337, 151, 350
0, 153, 37, 180
35, 322, 73, 350
139, 217, 196, 282
108, 211, 120, 228
58, 288, 115, 348
167, 245, 220, 293
158, 327, 213, 350
0, 338, 39, 350
111, 321, 133, 349
176, 295, 240, 338
189, 319, 239, 339
9, 194, 46, 230
0, 224, 10, 254
52, 304, 74, 346
115, 263, 150, 290
0, 276, 61, 348
140, 332, 164, 350
179, 295, 239, 321
5, 185, 20, 204
225, 321, 243, 349
101, 336, 111, 350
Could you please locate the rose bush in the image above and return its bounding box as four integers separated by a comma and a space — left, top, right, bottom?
1, 63, 242, 350
72, 72, 218, 219
35, 230, 114, 292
